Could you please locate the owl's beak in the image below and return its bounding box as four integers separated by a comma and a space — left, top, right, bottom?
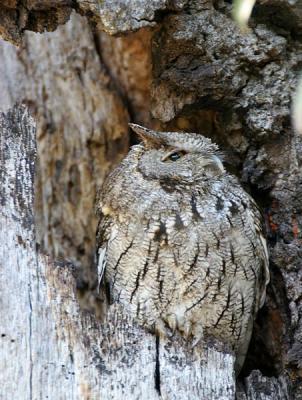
129, 123, 161, 145
209, 155, 225, 173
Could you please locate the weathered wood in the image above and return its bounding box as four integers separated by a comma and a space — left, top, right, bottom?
159, 340, 235, 400
0, 12, 130, 268
0, 105, 236, 399
0, 104, 36, 400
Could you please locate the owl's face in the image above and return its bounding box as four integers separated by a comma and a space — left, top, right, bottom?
130, 124, 225, 185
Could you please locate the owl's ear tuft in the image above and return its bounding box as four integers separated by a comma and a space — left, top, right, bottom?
129, 123, 162, 148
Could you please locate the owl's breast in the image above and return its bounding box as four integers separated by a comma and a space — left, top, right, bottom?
103, 175, 268, 363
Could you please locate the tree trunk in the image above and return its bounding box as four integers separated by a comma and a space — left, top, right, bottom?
0, 0, 301, 398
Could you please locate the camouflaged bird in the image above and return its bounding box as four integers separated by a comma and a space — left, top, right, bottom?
96, 123, 269, 370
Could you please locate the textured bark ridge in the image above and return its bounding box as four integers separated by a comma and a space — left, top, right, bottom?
0, 0, 72, 45
0, 0, 188, 45
151, 4, 295, 127
0, 0, 301, 398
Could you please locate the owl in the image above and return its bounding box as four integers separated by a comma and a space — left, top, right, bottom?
96, 123, 270, 370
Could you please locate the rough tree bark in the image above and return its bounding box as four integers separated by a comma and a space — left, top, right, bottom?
0, 0, 301, 398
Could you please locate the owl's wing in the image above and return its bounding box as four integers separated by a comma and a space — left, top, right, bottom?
250, 198, 270, 308
96, 214, 112, 289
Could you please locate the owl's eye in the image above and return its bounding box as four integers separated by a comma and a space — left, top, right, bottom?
169, 152, 182, 161
163, 150, 186, 162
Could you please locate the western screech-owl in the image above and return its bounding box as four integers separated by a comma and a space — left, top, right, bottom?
96, 123, 269, 369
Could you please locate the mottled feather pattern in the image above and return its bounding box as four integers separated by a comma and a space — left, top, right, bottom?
96, 124, 269, 370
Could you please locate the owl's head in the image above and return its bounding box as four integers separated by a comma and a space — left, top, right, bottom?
129, 124, 225, 186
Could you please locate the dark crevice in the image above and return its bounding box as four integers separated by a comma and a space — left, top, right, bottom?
92, 32, 123, 98
91, 32, 140, 148
239, 264, 290, 379
155, 335, 161, 395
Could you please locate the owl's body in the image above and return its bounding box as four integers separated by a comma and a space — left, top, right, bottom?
97, 124, 269, 369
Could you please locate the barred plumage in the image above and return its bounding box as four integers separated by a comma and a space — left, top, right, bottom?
96, 124, 269, 370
